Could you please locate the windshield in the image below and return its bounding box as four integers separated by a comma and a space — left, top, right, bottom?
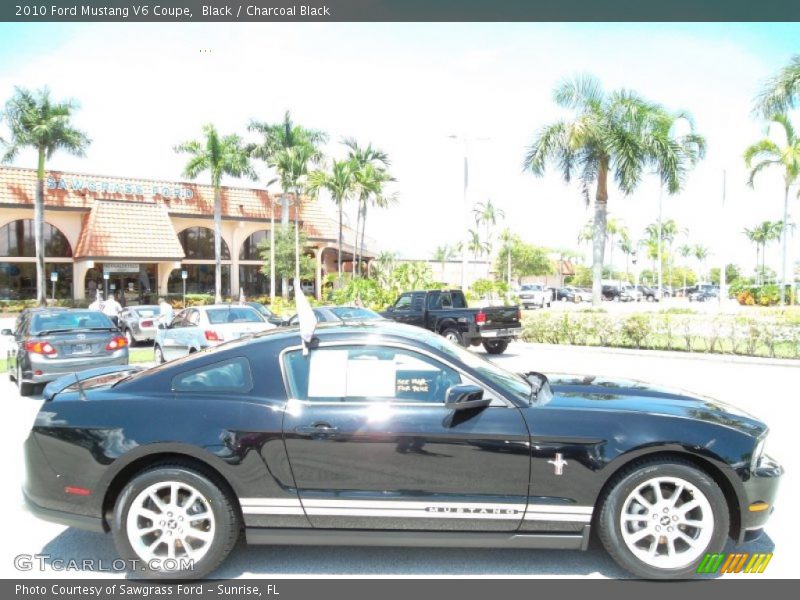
329, 307, 381, 321
206, 306, 264, 325
248, 303, 275, 318
31, 311, 114, 334
521, 285, 541, 291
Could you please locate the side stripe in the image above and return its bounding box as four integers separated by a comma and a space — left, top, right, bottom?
239, 497, 593, 522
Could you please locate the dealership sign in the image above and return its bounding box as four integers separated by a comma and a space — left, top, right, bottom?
46, 175, 194, 200
103, 263, 140, 275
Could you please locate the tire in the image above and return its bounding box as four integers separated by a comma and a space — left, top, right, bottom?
613, 296, 620, 302
124, 329, 136, 347
482, 339, 509, 355
154, 345, 165, 365
17, 364, 33, 397
111, 462, 240, 579
441, 328, 465, 346
597, 458, 729, 579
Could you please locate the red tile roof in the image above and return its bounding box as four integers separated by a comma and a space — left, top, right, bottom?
74, 201, 185, 259
0, 166, 378, 255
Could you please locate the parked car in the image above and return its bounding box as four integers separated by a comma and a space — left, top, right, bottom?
285, 306, 384, 326
3, 309, 128, 396
118, 304, 160, 346
153, 304, 276, 363
246, 301, 285, 326
578, 288, 593, 302
27, 320, 782, 579
518, 283, 552, 309
381, 289, 521, 354
601, 284, 635, 302
633, 285, 658, 302
553, 287, 585, 303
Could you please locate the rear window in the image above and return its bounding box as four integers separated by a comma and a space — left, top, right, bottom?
172, 357, 254, 393
132, 307, 159, 318
206, 307, 264, 325
31, 311, 113, 333
521, 285, 542, 291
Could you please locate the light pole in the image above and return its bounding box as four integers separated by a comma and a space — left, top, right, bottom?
448, 135, 490, 290
719, 170, 727, 308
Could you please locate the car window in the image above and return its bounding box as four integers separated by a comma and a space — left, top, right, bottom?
133, 307, 159, 318
170, 312, 186, 328
30, 311, 113, 333
329, 307, 380, 321
187, 309, 201, 326
284, 345, 463, 404
172, 357, 253, 393
394, 294, 412, 311
439, 293, 452, 309
206, 307, 264, 324
451, 293, 466, 308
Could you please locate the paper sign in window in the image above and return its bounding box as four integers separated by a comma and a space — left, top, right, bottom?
307, 350, 348, 398
346, 358, 396, 398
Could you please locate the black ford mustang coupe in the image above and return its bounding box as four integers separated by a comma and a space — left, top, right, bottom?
24, 322, 781, 579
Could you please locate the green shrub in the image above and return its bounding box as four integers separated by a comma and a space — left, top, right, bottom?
621, 314, 651, 349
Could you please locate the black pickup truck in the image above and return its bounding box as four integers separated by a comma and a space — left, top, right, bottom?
381, 289, 522, 354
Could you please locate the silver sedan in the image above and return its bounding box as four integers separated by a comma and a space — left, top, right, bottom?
153, 304, 276, 363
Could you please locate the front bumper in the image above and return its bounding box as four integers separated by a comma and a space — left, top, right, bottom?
737, 454, 783, 543
24, 352, 128, 384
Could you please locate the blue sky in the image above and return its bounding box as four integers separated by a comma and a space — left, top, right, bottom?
1, 22, 799, 273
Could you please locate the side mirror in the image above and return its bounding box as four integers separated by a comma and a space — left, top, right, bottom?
1, 329, 12, 336
445, 384, 490, 411
157, 323, 167, 330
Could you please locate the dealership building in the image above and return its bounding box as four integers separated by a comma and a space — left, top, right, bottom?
0, 166, 375, 303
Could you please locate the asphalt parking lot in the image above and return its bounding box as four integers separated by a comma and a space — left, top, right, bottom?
0, 341, 795, 579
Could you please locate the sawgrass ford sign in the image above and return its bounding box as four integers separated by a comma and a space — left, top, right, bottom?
46, 176, 194, 199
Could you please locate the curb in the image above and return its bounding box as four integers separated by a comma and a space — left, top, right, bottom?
513, 342, 800, 369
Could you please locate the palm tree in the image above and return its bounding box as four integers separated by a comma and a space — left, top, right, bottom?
473, 199, 505, 255
618, 234, 635, 279
755, 55, 800, 117
248, 112, 327, 296
308, 159, 355, 280
678, 243, 693, 294
744, 221, 784, 284
498, 228, 516, 287
467, 228, 489, 261
524, 74, 692, 305
744, 113, 800, 304
693, 244, 710, 282
606, 218, 626, 271
432, 244, 455, 282
2, 87, 90, 305
345, 139, 394, 276
175, 124, 255, 303
371, 251, 396, 289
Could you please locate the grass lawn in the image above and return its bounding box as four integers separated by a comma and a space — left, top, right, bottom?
129, 346, 153, 364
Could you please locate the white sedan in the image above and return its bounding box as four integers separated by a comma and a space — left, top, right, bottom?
154, 304, 276, 363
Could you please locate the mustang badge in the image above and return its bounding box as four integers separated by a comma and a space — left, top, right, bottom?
548, 453, 568, 476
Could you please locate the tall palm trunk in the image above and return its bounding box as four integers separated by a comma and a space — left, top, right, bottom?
270, 199, 276, 303
281, 193, 289, 299
353, 198, 363, 278
35, 148, 46, 306
781, 184, 790, 305
591, 161, 609, 307
337, 201, 343, 280
294, 188, 301, 291
213, 187, 223, 304
359, 202, 368, 279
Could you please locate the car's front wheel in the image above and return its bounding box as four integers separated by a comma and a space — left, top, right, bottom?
111, 463, 240, 579
154, 345, 165, 364
597, 458, 728, 579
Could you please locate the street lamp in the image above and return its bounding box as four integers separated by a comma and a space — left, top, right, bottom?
448, 135, 490, 290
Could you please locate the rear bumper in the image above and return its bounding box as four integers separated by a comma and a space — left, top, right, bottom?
24, 352, 128, 384
23, 489, 105, 533
466, 327, 523, 342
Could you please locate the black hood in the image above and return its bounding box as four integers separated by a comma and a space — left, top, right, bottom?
545, 373, 767, 438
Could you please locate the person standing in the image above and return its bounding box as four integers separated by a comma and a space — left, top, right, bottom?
88, 290, 103, 312
102, 292, 123, 327
158, 297, 174, 326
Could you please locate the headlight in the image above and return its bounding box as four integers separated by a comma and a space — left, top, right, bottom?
751, 434, 768, 471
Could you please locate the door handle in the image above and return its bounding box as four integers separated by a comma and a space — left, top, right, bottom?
295, 423, 339, 435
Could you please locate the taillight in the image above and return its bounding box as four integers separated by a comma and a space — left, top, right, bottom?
204, 330, 222, 342
140, 319, 154, 328
25, 340, 57, 356
105, 336, 128, 351
475, 310, 487, 325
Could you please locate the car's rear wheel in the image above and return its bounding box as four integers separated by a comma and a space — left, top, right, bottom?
111, 463, 239, 579
597, 458, 728, 579
154, 345, 165, 364
441, 328, 465, 346
482, 339, 509, 355
17, 364, 33, 396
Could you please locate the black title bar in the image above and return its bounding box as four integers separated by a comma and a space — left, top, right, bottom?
3, 0, 800, 22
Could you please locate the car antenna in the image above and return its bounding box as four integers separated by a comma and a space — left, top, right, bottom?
294, 278, 318, 355
73, 372, 87, 401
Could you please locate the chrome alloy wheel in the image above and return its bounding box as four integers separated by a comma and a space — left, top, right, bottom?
126, 481, 216, 562
620, 476, 714, 569
444, 331, 460, 343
